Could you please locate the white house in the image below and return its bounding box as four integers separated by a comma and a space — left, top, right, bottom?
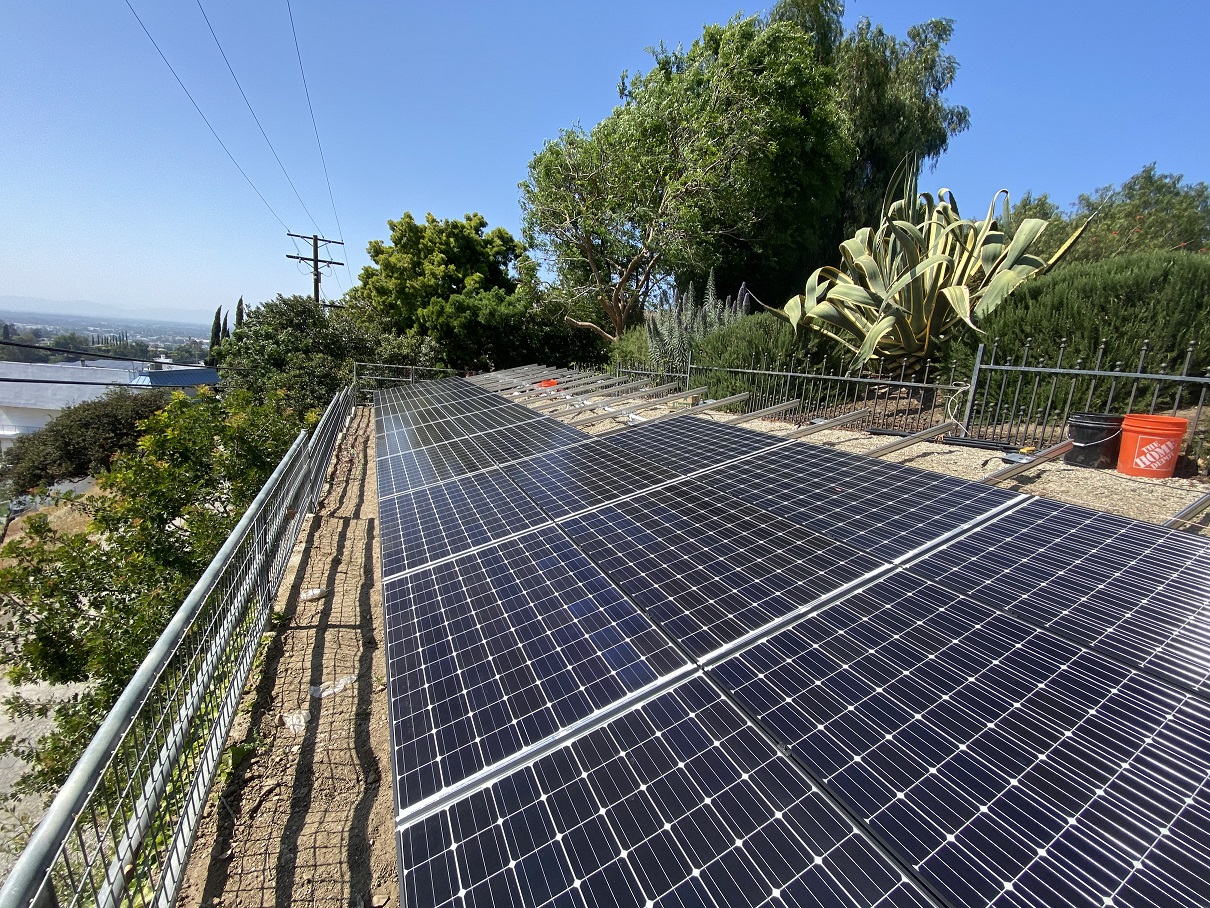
0, 361, 218, 451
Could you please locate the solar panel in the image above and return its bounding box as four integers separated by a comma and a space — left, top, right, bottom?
469, 418, 588, 465
711, 570, 1210, 908
502, 437, 681, 518
560, 481, 885, 660
602, 416, 783, 474
700, 442, 1019, 560
382, 529, 687, 812
908, 497, 1210, 693
374, 374, 1210, 908
378, 470, 551, 578
396, 676, 934, 908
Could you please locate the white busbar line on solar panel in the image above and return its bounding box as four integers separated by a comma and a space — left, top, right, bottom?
392, 663, 698, 831
698, 493, 1033, 670
596, 391, 750, 436
565, 387, 708, 427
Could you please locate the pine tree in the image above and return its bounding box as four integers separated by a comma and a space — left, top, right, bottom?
207, 306, 222, 366
235, 296, 245, 330
221, 313, 230, 341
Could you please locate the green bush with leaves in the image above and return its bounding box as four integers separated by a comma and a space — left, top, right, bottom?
960, 251, 1210, 370
0, 389, 304, 794
646, 273, 748, 373
0, 388, 172, 493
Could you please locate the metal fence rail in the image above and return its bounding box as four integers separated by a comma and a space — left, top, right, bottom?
616, 356, 967, 436
1, 386, 355, 908
352, 362, 461, 401
616, 338, 1210, 468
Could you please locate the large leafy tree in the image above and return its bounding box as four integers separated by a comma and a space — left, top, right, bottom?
0, 388, 172, 493
353, 212, 523, 332
521, 16, 849, 339
1007, 164, 1210, 263
216, 294, 374, 414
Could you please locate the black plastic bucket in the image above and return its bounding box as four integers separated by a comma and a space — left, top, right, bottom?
1064, 412, 1125, 469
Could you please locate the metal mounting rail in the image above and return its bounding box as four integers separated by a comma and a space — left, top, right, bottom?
866, 419, 962, 457
979, 439, 1073, 485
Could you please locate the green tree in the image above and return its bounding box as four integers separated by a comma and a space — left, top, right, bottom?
49, 332, 91, 355
522, 15, 849, 339
0, 389, 302, 792
353, 212, 522, 333
215, 294, 371, 414
1009, 164, 1210, 263
207, 306, 222, 366
235, 296, 245, 329
0, 388, 172, 493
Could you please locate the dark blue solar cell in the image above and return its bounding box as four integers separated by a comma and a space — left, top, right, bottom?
396, 677, 931, 908
696, 441, 1017, 559
383, 529, 686, 812
603, 416, 781, 474
377, 470, 551, 578
906, 497, 1210, 693
713, 572, 1210, 908
504, 437, 680, 517
560, 481, 883, 659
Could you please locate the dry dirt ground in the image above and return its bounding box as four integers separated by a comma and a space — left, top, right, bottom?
179, 407, 396, 908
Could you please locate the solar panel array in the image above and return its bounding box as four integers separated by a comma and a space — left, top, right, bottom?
375, 369, 1210, 908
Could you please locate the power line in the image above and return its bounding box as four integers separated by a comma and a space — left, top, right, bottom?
195, 0, 323, 235
285, 0, 356, 290
0, 339, 212, 368
124, 0, 293, 232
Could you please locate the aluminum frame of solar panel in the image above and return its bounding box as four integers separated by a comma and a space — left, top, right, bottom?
383, 528, 688, 813
396, 675, 935, 908
711, 570, 1210, 908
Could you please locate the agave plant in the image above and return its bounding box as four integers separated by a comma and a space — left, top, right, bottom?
781, 160, 1090, 373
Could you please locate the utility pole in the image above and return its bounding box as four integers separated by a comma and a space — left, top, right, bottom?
286, 233, 344, 305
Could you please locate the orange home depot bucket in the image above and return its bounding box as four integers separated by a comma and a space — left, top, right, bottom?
538, 379, 558, 388
1116, 414, 1188, 478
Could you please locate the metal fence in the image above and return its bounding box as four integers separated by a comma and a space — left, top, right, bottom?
616, 354, 968, 436
0, 386, 355, 908
616, 339, 1210, 467
352, 362, 461, 401
962, 339, 1210, 460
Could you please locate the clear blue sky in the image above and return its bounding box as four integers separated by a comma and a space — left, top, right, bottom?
3, 1, 1207, 327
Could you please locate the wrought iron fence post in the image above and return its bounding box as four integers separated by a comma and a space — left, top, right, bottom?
961, 343, 984, 435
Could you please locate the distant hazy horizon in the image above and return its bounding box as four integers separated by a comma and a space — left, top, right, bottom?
0, 296, 209, 333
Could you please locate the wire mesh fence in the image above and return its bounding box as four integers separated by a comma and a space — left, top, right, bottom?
0, 387, 354, 908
